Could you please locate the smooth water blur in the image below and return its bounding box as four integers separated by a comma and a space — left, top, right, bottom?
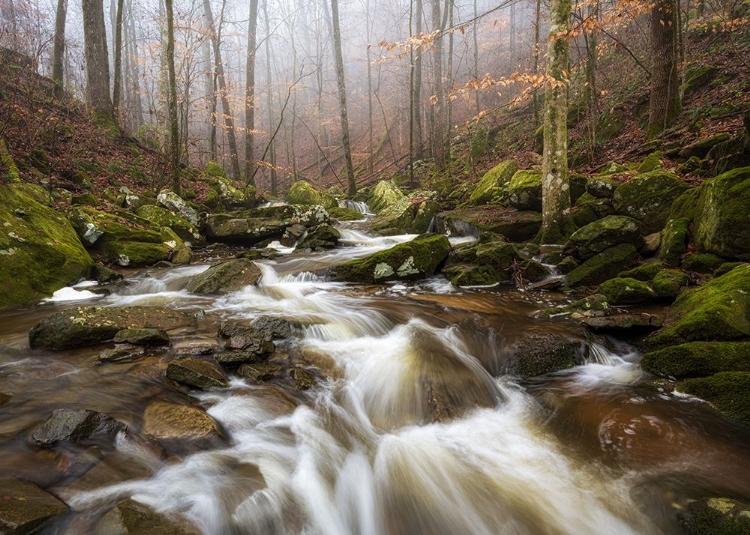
1, 226, 750, 535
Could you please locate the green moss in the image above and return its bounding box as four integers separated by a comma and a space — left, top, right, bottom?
366, 180, 406, 214
507, 170, 542, 211
682, 253, 727, 273
677, 372, 750, 426
647, 264, 750, 348
565, 244, 639, 287
598, 162, 629, 176
600, 277, 656, 304
613, 171, 691, 234
586, 176, 618, 198
658, 218, 690, 266
540, 294, 609, 318
619, 263, 662, 281
642, 342, 750, 378
652, 268, 688, 298
565, 215, 642, 260
328, 207, 364, 221
0, 138, 20, 183
716, 262, 749, 278
469, 127, 489, 161
443, 264, 499, 287
206, 161, 227, 178
682, 497, 750, 535
136, 204, 203, 245
669, 188, 701, 221
71, 193, 97, 206
287, 180, 323, 205
683, 64, 718, 94
636, 151, 664, 173
469, 160, 518, 205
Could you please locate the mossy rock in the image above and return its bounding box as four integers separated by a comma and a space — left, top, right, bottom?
658, 218, 689, 266
539, 294, 609, 319
29, 306, 194, 350
682, 253, 727, 273
677, 372, 750, 426
681, 497, 750, 535
619, 263, 662, 281
328, 206, 364, 221
565, 244, 639, 288
295, 223, 341, 252
683, 63, 719, 94
641, 342, 750, 378
613, 171, 691, 234
599, 277, 656, 304
716, 262, 748, 278
586, 176, 619, 198
136, 204, 204, 245
502, 331, 586, 377
469, 159, 519, 205
371, 194, 439, 235
646, 264, 750, 348
680, 133, 731, 160
157, 190, 199, 227
693, 167, 750, 261
564, 215, 642, 260
287, 180, 328, 207
443, 264, 500, 287
438, 206, 542, 243
332, 234, 451, 283
652, 268, 688, 298
598, 162, 629, 176
187, 259, 262, 295
204, 205, 330, 245
678, 156, 703, 174
636, 151, 664, 173
71, 192, 97, 206
0, 183, 94, 308
572, 194, 615, 227
366, 180, 406, 214
166, 358, 229, 390
669, 187, 701, 221
205, 161, 227, 178
207, 174, 256, 210
507, 170, 542, 211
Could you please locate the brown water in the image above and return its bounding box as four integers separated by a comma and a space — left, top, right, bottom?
1, 225, 749, 535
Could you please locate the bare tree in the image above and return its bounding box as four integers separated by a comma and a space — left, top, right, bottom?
112, 0, 125, 120
82, 0, 116, 129
647, 0, 681, 139
52, 0, 68, 96
330, 0, 356, 196
165, 0, 180, 193
244, 0, 259, 185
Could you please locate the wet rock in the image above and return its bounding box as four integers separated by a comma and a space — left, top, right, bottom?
681, 497, 750, 535
599, 277, 656, 305
295, 223, 341, 252
29, 306, 194, 350
136, 205, 205, 246
93, 264, 123, 283
237, 363, 282, 382
539, 294, 610, 319
565, 244, 639, 287
371, 194, 440, 235
186, 259, 262, 295
0, 391, 11, 406
468, 159, 519, 205
0, 183, 94, 308
641, 341, 750, 378
250, 316, 304, 340
500, 331, 586, 377
0, 479, 68, 534
289, 368, 317, 390
279, 223, 306, 246
97, 344, 147, 362
31, 409, 125, 448
677, 372, 750, 426
580, 313, 663, 331
217, 321, 276, 363
366, 180, 406, 213
564, 215, 643, 260
332, 233, 451, 284
63, 448, 159, 498
114, 328, 170, 346
204, 204, 329, 245
646, 264, 750, 349
95, 498, 200, 535
438, 206, 542, 242
142, 401, 222, 443
613, 171, 690, 234
166, 358, 229, 390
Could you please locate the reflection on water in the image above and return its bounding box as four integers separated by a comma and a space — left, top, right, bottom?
0, 225, 749, 535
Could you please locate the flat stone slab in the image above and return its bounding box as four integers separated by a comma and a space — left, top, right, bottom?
0, 479, 68, 535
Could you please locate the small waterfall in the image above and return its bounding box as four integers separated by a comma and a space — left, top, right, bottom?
338, 199, 372, 215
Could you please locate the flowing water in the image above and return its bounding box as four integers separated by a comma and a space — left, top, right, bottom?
1, 219, 750, 535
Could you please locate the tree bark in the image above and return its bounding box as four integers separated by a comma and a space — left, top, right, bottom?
330, 0, 356, 196
244, 0, 259, 185
52, 0, 68, 96
82, 0, 115, 128
413, 0, 424, 160
112, 0, 125, 120
262, 0, 277, 193
164, 0, 180, 194
539, 0, 574, 244
646, 0, 681, 139
430, 0, 446, 170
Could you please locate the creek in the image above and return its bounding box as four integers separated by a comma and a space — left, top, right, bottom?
1, 216, 750, 535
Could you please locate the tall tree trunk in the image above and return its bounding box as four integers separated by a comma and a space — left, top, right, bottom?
112, 0, 125, 121
584, 0, 599, 157
539, 0, 574, 244
646, 0, 681, 139
473, 0, 480, 115
244, 0, 259, 185
52, 0, 68, 96
82, 0, 115, 129
202, 25, 216, 161
262, 0, 277, 193
445, 0, 454, 154
330, 0, 356, 196
413, 0, 424, 159
430, 0, 446, 170
366, 0, 374, 175
203, 0, 241, 179
164, 0, 180, 194
124, 0, 143, 131
532, 0, 542, 126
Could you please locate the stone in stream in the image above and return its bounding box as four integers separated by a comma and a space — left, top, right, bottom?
142, 401, 222, 445
294, 223, 341, 252
186, 259, 262, 295
279, 223, 306, 246
237, 363, 282, 382
28, 306, 194, 351
599, 277, 656, 305
97, 344, 147, 362
31, 408, 126, 448
217, 321, 277, 364
437, 205, 542, 243
114, 328, 171, 346
565, 244, 639, 288
0, 479, 69, 535
203, 204, 329, 245
499, 331, 586, 378
676, 372, 750, 426
680, 496, 750, 535
166, 358, 229, 390
94, 498, 200, 535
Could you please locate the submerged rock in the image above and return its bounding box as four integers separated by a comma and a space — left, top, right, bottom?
204, 204, 329, 245
166, 358, 229, 390
95, 498, 200, 535
500, 331, 586, 377
142, 401, 222, 444
31, 409, 125, 448
29, 306, 194, 350
186, 259, 262, 295
332, 234, 451, 284
0, 479, 68, 534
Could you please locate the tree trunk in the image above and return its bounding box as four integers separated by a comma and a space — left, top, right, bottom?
584, 0, 599, 156
430, 0, 446, 170
125, 0, 143, 131
262, 0, 277, 193
164, 0, 180, 194
330, 0, 356, 196
646, 0, 681, 139
473, 0, 480, 115
413, 0, 424, 160
244, 0, 259, 185
202, 26, 216, 161
539, 0, 574, 244
52, 0, 68, 96
82, 0, 115, 129
203, 0, 241, 179
112, 0, 125, 121
532, 0, 541, 126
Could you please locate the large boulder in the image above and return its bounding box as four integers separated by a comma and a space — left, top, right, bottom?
204, 204, 329, 245
565, 244, 639, 287
442, 241, 546, 287
287, 180, 336, 209
31, 409, 125, 448
677, 372, 750, 426
646, 264, 750, 349
0, 479, 68, 534
371, 193, 440, 235
641, 341, 750, 378
564, 215, 642, 260
658, 218, 689, 266
366, 180, 406, 213
468, 159, 518, 205
499, 331, 586, 377
0, 183, 94, 308
612, 171, 691, 234
507, 170, 542, 211
438, 206, 542, 242
142, 401, 222, 444
599, 277, 656, 305
29, 306, 194, 350
332, 234, 451, 283
186, 259, 262, 295
295, 223, 341, 252
693, 167, 750, 261
135, 205, 204, 246
157, 190, 199, 227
